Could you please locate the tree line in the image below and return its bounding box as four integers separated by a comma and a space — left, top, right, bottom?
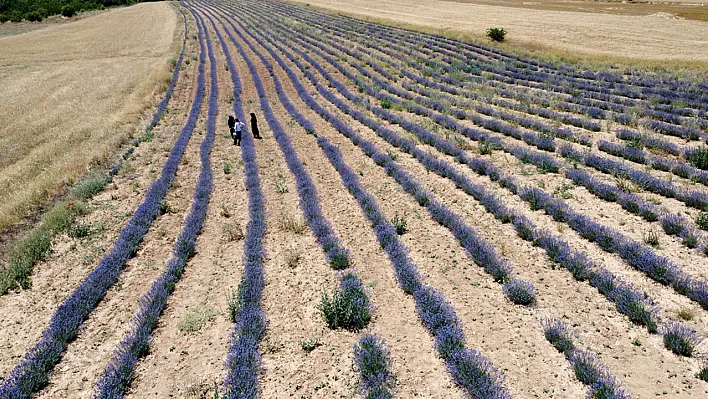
0, 0, 160, 23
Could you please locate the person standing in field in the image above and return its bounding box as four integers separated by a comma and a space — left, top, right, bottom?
250, 113, 261, 139
233, 117, 244, 146
228, 114, 236, 142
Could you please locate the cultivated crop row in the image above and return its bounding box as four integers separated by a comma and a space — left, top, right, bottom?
215, 0, 708, 395
94, 6, 219, 397
261, 5, 708, 260
202, 2, 528, 396
207, 1, 644, 396
235, 0, 708, 315
0, 5, 207, 396
264, 0, 707, 134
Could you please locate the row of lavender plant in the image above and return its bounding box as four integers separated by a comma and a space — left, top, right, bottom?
229, 1, 708, 354
200, 9, 391, 395
0, 4, 207, 397
236, 0, 708, 307
354, 335, 395, 399
275, 0, 703, 106
280, 25, 708, 256
615, 128, 708, 172
265, 0, 707, 129
206, 3, 515, 395
559, 145, 708, 211
597, 139, 708, 185
180, 2, 270, 397
541, 318, 631, 399
615, 128, 683, 156
93, 7, 217, 398
145, 5, 189, 133
564, 168, 707, 253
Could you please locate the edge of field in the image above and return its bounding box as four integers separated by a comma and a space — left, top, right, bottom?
0, 3, 185, 278
285, 0, 708, 76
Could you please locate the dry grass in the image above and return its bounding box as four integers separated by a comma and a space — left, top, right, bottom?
447, 0, 708, 21
0, 3, 178, 231
0, 9, 109, 38
291, 0, 708, 69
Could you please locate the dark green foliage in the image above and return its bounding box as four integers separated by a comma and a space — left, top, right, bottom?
0, 230, 50, 293
380, 97, 392, 109
158, 200, 172, 216
43, 201, 87, 234
486, 27, 507, 42
626, 138, 644, 150
643, 230, 660, 248
478, 139, 500, 155
61, 5, 75, 17
140, 128, 154, 143
688, 146, 708, 170
10, 11, 23, 22
69, 223, 90, 238
319, 274, 372, 331
696, 211, 708, 231
0, 0, 150, 23
300, 338, 320, 353
698, 359, 708, 382
25, 11, 42, 21
391, 214, 407, 235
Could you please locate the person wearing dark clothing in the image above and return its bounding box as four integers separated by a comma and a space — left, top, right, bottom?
228, 114, 239, 145
250, 113, 261, 139
228, 114, 235, 135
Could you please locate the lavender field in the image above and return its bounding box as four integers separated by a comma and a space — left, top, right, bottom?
1, 0, 707, 398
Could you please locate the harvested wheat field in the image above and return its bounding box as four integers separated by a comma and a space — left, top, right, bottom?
0, 2, 178, 231
292, 0, 708, 63
1, 0, 708, 398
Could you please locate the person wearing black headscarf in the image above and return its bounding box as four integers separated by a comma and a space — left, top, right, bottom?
228, 114, 235, 137
250, 113, 261, 139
